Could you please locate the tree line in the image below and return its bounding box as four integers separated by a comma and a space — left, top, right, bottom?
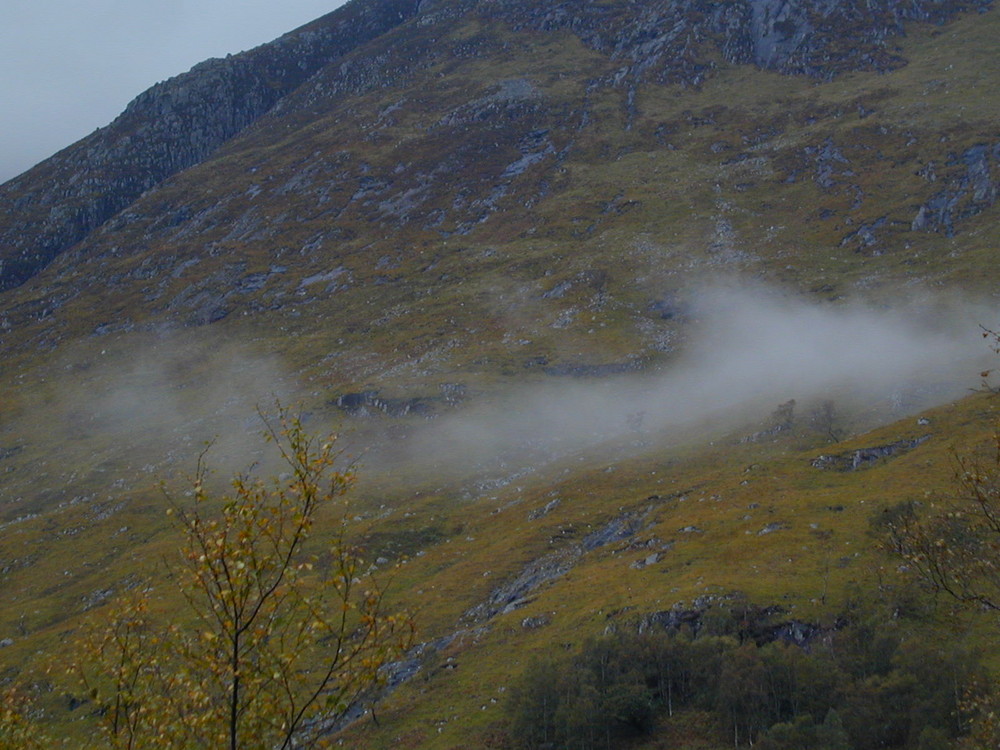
503, 602, 991, 750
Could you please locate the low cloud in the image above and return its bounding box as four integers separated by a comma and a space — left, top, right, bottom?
42, 333, 295, 487
402, 282, 996, 477
20, 283, 997, 500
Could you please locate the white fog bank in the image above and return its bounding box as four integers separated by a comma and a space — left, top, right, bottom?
403, 283, 997, 473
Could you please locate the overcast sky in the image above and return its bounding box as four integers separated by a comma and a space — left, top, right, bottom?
0, 0, 350, 184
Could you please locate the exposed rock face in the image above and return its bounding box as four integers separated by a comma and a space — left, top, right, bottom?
0, 0, 991, 293
911, 142, 1000, 236
332, 385, 465, 417
639, 601, 829, 649
811, 435, 930, 471
0, 0, 422, 291
463, 505, 653, 623
506, 0, 991, 85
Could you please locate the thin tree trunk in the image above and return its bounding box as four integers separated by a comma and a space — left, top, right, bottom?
231, 633, 240, 750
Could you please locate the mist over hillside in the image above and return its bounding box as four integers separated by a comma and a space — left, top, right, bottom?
369, 281, 995, 477
17, 280, 988, 491
1, 0, 999, 746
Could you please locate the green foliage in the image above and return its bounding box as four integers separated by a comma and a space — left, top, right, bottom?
505, 654, 565, 749
505, 603, 989, 749
506, 638, 658, 750
757, 709, 850, 750
878, 430, 1000, 614
0, 685, 50, 750
72, 408, 415, 750
816, 710, 852, 750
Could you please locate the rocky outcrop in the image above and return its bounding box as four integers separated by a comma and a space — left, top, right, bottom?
0, 0, 422, 291
505, 0, 992, 86
463, 505, 654, 623
639, 600, 831, 649
811, 435, 930, 471
911, 142, 1000, 237
332, 384, 466, 418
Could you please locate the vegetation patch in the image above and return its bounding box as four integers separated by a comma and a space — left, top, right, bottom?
504, 599, 991, 749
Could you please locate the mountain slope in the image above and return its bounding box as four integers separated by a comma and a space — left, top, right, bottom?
1, 0, 994, 296
0, 0, 999, 747
3, 0, 999, 365
0, 0, 421, 292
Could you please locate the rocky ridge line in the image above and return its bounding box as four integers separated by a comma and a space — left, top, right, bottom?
0, 0, 422, 292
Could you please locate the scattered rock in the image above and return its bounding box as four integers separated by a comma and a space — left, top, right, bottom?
298, 267, 348, 290
582, 509, 649, 550
758, 522, 787, 535
758, 620, 827, 649
648, 296, 686, 320
465, 505, 655, 623
542, 280, 573, 299
439, 383, 467, 404
911, 142, 1000, 237
638, 600, 831, 650
83, 587, 115, 611
528, 498, 560, 521
543, 361, 643, 378
0, 446, 23, 462
840, 216, 889, 254
630, 552, 661, 570
806, 138, 851, 189
523, 355, 549, 369
439, 78, 541, 128
638, 607, 702, 634
521, 615, 551, 629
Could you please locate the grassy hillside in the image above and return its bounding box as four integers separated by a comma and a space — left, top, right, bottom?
1, 0, 999, 746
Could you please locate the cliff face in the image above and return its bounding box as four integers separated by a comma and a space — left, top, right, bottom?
0, 0, 421, 292
503, 0, 990, 83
